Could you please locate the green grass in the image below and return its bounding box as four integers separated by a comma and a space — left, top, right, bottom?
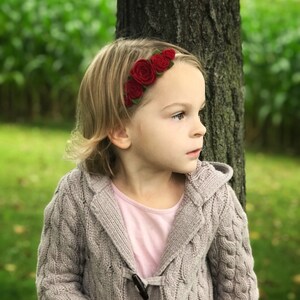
0, 123, 74, 300
0, 123, 299, 299
246, 152, 300, 299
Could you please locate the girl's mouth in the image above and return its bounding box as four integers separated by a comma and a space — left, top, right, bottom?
186, 148, 202, 157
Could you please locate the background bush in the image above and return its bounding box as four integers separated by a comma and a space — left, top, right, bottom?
0, 0, 116, 121
0, 0, 299, 152
241, 0, 300, 153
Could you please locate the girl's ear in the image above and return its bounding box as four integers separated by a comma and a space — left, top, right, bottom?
108, 126, 131, 150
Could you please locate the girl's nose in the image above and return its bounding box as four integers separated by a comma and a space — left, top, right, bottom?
193, 118, 206, 137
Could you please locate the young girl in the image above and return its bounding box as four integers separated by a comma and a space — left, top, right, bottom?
36, 38, 258, 299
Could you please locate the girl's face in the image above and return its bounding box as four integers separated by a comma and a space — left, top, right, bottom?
126, 61, 206, 174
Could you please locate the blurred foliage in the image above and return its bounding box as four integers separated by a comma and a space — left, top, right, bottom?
241, 0, 300, 153
1, 0, 299, 153
0, 0, 116, 121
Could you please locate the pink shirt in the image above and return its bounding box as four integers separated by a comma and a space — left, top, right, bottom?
112, 184, 183, 279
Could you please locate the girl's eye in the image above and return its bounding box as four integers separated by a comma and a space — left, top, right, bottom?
172, 112, 185, 120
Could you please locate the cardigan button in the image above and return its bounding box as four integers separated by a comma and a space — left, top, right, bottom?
132, 274, 149, 300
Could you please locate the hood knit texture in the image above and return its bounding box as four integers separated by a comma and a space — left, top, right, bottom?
36, 161, 259, 299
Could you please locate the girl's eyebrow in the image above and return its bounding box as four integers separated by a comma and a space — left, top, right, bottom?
161, 102, 191, 111
162, 100, 206, 111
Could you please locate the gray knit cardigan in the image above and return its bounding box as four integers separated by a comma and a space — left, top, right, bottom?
36, 161, 259, 299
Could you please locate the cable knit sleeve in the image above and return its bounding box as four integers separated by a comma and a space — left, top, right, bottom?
36, 173, 90, 300
208, 185, 259, 300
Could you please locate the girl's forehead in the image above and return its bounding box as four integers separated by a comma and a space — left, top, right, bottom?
144, 62, 205, 108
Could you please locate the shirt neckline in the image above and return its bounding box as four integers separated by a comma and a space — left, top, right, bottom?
111, 183, 184, 215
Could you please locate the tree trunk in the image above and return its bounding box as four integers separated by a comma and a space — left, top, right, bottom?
116, 0, 246, 207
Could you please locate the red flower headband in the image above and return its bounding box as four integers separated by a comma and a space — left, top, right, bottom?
124, 48, 176, 107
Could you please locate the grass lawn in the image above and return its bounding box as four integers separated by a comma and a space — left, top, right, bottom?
0, 123, 74, 300
0, 123, 299, 299
246, 152, 300, 299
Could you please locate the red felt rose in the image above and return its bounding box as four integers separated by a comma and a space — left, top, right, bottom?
150, 53, 171, 73
125, 79, 144, 101
123, 49, 176, 107
162, 48, 176, 60
124, 96, 133, 107
130, 59, 156, 86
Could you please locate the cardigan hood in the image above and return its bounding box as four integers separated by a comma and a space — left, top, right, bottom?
185, 160, 233, 205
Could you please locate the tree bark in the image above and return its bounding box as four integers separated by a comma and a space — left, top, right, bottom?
116, 0, 246, 207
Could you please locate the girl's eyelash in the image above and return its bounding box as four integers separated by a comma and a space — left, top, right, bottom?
172, 112, 185, 120
172, 107, 205, 120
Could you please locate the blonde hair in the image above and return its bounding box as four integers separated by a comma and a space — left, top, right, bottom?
66, 38, 205, 176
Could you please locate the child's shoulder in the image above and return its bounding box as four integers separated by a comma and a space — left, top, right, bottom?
188, 160, 233, 190
185, 160, 234, 206
57, 167, 84, 189
56, 167, 111, 196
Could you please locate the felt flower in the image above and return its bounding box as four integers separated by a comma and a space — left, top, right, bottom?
124, 48, 176, 107
130, 59, 156, 86
125, 79, 143, 100
151, 53, 173, 73
162, 48, 176, 60
124, 79, 144, 107
124, 96, 133, 107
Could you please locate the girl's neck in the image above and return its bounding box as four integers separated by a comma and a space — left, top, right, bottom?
112, 165, 185, 209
